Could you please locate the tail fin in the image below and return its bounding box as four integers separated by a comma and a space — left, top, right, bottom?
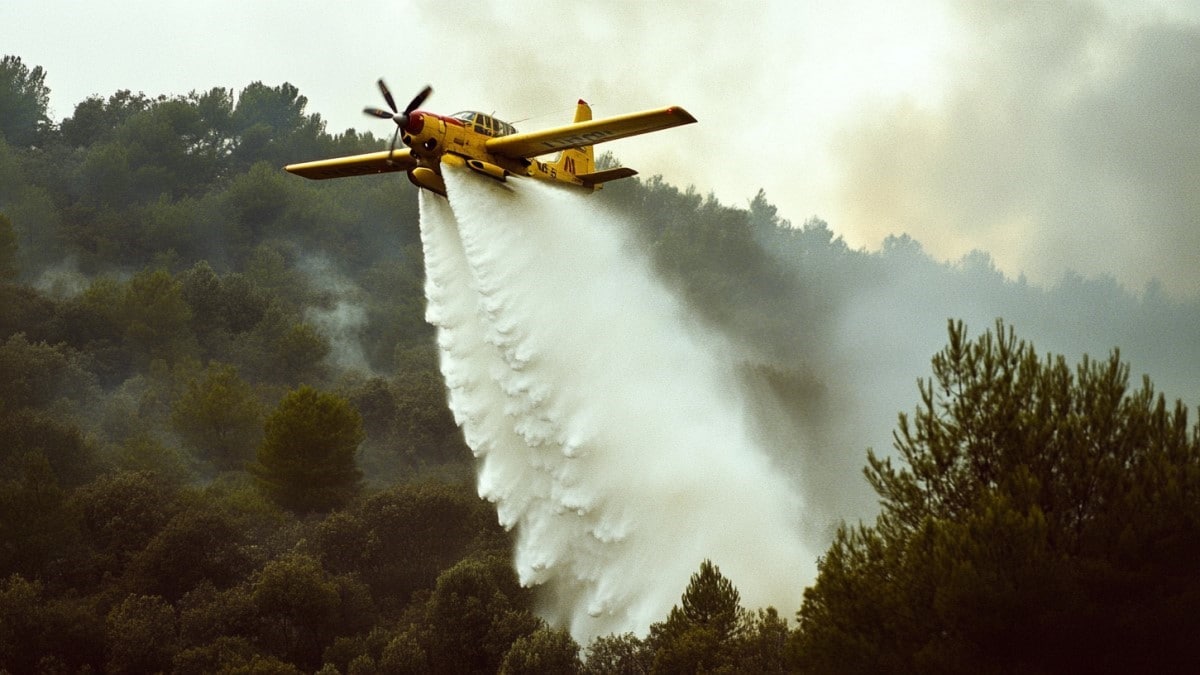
550, 99, 595, 180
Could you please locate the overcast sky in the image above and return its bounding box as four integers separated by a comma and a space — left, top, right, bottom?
4, 0, 1198, 296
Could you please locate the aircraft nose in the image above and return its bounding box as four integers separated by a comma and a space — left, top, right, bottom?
405, 111, 425, 134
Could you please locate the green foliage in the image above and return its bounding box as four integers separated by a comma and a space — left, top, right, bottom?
79, 141, 134, 206
795, 320, 1200, 673
0, 574, 47, 671
0, 574, 105, 673
117, 95, 224, 199
122, 266, 197, 366
0, 452, 81, 579
251, 385, 364, 512
392, 366, 464, 464
231, 82, 326, 170
0, 333, 96, 411
1, 56, 1199, 675
105, 593, 179, 674
676, 559, 742, 643
271, 321, 332, 383
424, 554, 540, 674
0, 282, 56, 345
129, 505, 252, 601
72, 470, 180, 577
500, 625, 583, 674
173, 635, 262, 675
0, 55, 50, 147
582, 632, 653, 674
251, 553, 361, 670
311, 480, 506, 612
111, 430, 196, 483
0, 406, 98, 487
740, 607, 791, 673
647, 559, 755, 674
179, 261, 270, 346
178, 582, 258, 652
348, 347, 470, 481
55, 276, 132, 384
223, 162, 295, 238
171, 361, 264, 470
379, 629, 430, 674
0, 212, 17, 280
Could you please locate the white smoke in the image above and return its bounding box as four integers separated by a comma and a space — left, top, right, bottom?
33, 256, 90, 298
417, 169, 814, 642
298, 254, 374, 374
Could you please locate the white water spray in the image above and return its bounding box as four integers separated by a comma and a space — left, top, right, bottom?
418, 169, 813, 641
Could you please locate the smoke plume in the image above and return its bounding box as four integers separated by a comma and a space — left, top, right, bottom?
833, 0, 1200, 296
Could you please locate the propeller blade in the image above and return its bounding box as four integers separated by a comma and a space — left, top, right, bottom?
378, 79, 398, 113
405, 85, 433, 114
364, 107, 395, 120
366, 81, 432, 153
387, 127, 400, 164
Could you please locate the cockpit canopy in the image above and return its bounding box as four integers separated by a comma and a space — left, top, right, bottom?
451, 111, 517, 137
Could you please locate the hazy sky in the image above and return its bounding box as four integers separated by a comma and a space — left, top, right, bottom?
4, 0, 1198, 296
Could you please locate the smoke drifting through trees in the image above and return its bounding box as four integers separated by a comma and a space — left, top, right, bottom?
7, 56, 1200, 670
419, 170, 812, 641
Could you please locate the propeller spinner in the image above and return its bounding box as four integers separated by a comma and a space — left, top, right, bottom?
365, 80, 432, 160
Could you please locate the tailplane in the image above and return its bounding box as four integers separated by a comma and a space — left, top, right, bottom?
549, 99, 596, 181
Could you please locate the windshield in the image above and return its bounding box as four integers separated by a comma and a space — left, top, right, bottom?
450, 111, 518, 137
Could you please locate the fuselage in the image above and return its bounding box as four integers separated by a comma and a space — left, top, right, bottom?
401, 110, 586, 193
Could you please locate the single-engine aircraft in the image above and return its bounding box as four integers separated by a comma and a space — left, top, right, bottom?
284, 81, 697, 196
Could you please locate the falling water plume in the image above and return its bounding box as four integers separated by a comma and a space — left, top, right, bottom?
417, 169, 813, 641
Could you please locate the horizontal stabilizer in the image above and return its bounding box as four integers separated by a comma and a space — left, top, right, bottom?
576, 167, 638, 187
284, 149, 416, 180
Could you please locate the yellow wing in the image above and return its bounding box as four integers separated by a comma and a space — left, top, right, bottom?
486, 106, 697, 159
284, 149, 416, 180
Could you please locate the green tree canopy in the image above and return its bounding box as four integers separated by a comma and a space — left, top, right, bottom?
251, 553, 351, 670
122, 267, 196, 366
423, 554, 539, 675
581, 632, 652, 675
647, 559, 750, 673
311, 480, 505, 612
231, 82, 326, 169
0, 333, 96, 412
251, 386, 363, 513
0, 56, 50, 147
72, 470, 180, 577
105, 594, 179, 674
171, 361, 263, 470
0, 575, 104, 673
500, 625, 582, 675
794, 320, 1200, 674
0, 452, 80, 579
60, 90, 150, 148
128, 505, 251, 602
0, 212, 17, 280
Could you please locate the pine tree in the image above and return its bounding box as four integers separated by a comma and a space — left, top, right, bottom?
0, 56, 51, 147
795, 320, 1200, 674
648, 559, 746, 673
250, 386, 363, 513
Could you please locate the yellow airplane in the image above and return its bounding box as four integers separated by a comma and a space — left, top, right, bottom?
284, 81, 697, 196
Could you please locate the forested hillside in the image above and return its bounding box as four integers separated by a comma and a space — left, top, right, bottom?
3, 54, 1199, 672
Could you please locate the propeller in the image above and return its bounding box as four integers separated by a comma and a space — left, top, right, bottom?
365, 80, 432, 160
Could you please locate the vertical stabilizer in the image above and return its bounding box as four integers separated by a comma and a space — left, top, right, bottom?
551, 99, 596, 182
573, 99, 592, 123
